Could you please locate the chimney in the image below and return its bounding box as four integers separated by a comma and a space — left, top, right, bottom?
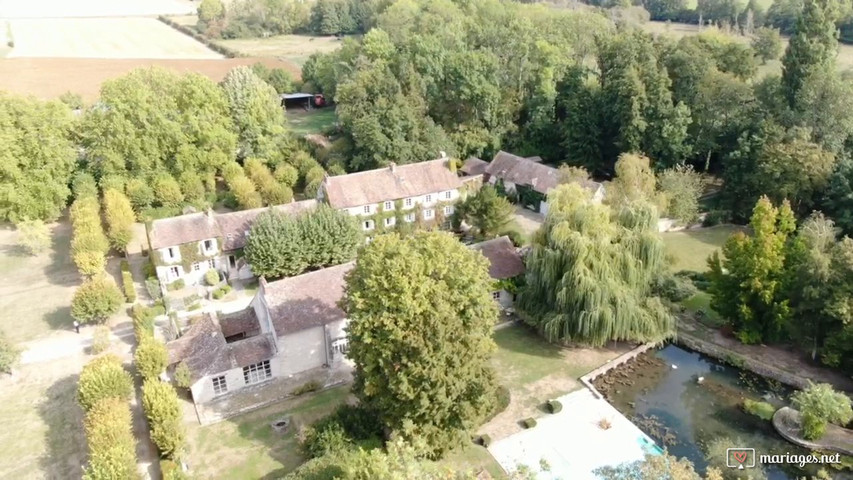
206, 207, 215, 222
439, 150, 447, 159
389, 162, 396, 173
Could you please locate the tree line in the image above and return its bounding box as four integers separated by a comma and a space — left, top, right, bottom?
300, 0, 853, 235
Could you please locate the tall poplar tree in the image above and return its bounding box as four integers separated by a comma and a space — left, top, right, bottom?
781, 0, 839, 106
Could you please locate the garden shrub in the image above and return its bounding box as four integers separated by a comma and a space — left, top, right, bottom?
78, 354, 133, 411
0, 331, 20, 374
132, 304, 156, 340
300, 404, 384, 458
522, 417, 537, 429
484, 385, 511, 423
702, 209, 731, 227
300, 420, 352, 458
742, 399, 776, 421
167, 279, 185, 291
135, 337, 168, 380
91, 326, 111, 354
212, 285, 232, 299
122, 270, 136, 303
546, 399, 563, 414
791, 382, 853, 440
292, 380, 321, 396
187, 302, 201, 311
174, 362, 192, 389
143, 260, 157, 279
204, 268, 219, 286
160, 459, 189, 480
653, 274, 698, 302
83, 397, 137, 480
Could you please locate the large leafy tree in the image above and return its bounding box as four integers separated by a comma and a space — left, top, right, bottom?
0, 93, 77, 222
220, 66, 289, 161
822, 156, 853, 236
102, 189, 135, 252
343, 232, 498, 457
708, 196, 796, 344
781, 0, 839, 106
244, 205, 361, 279
452, 185, 515, 239
517, 183, 674, 346
71, 275, 125, 325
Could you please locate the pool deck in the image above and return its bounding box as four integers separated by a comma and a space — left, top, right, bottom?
488, 389, 660, 479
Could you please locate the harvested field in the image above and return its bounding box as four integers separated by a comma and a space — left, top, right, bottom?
8, 18, 221, 59
218, 34, 346, 66
0, 0, 193, 18
0, 57, 301, 100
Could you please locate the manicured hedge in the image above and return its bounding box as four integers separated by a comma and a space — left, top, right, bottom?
121, 270, 136, 303
77, 354, 133, 412
546, 399, 562, 414
522, 417, 537, 429
142, 379, 186, 459
83, 397, 137, 480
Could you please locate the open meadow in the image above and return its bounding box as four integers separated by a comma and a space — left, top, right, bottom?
7, 18, 221, 59
218, 34, 346, 66
642, 21, 853, 75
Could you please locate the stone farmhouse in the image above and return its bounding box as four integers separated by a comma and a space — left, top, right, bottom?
147, 200, 316, 287
318, 157, 463, 233
166, 237, 525, 407
482, 151, 605, 215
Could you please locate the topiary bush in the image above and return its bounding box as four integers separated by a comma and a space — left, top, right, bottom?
204, 268, 219, 286
212, 284, 232, 299
121, 270, 136, 303
142, 379, 185, 458
135, 338, 168, 380
77, 354, 133, 411
546, 399, 563, 414
522, 417, 537, 429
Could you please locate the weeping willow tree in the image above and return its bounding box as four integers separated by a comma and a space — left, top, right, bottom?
517, 183, 675, 346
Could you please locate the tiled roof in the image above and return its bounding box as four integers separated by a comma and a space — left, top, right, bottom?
263, 262, 354, 334
485, 151, 604, 196
216, 200, 317, 251
461, 157, 489, 177
322, 159, 462, 209
470, 236, 525, 280
219, 308, 261, 338
485, 151, 561, 195
166, 312, 275, 382
149, 200, 317, 250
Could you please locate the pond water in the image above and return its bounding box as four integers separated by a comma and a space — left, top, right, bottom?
595, 344, 843, 479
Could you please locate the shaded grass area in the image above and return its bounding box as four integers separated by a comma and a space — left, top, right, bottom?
492, 325, 569, 389
185, 386, 351, 479
662, 225, 742, 273
287, 108, 337, 136
0, 221, 80, 344
0, 373, 86, 479
218, 34, 346, 66
682, 291, 725, 328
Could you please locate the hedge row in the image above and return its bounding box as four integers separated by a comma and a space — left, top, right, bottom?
70, 196, 109, 277
157, 16, 244, 58
77, 356, 138, 480
142, 379, 186, 460
120, 260, 136, 303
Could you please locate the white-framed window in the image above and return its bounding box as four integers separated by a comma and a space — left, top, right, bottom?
424, 209, 434, 219
425, 194, 433, 203
243, 360, 272, 385
363, 220, 374, 231
405, 213, 415, 222
444, 190, 452, 200
444, 205, 453, 215
212, 375, 228, 395
169, 266, 181, 279
193, 262, 201, 272
384, 201, 393, 210
405, 198, 413, 208
384, 217, 395, 227
363, 205, 371, 214
203, 239, 214, 252
492, 291, 501, 300
208, 259, 215, 269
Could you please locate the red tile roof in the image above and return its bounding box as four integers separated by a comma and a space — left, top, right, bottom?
262, 262, 354, 334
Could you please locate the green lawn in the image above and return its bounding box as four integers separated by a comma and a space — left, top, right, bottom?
662, 225, 742, 272
218, 34, 346, 66
682, 291, 725, 328
287, 108, 337, 136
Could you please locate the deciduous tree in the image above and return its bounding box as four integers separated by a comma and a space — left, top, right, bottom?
103, 189, 135, 252
343, 232, 498, 456
658, 164, 705, 224
16, 219, 51, 255
221, 66, 289, 161
518, 183, 674, 346
752, 27, 783, 64
82, 397, 137, 480
71, 275, 125, 325
77, 354, 133, 411
135, 338, 168, 381
453, 185, 515, 239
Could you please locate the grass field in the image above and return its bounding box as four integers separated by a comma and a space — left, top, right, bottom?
287, 108, 337, 136
642, 21, 853, 75
0, 57, 300, 100
7, 18, 221, 59
661, 225, 743, 272
218, 34, 346, 66
0, 222, 80, 344
0, 0, 193, 18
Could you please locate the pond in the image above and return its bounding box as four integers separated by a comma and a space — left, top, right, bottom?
593, 344, 840, 479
